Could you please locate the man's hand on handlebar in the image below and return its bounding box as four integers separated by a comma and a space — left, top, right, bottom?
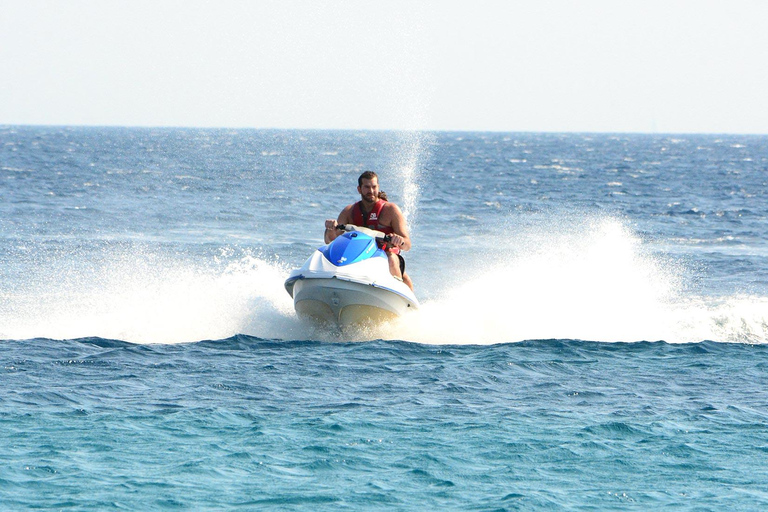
388, 234, 405, 247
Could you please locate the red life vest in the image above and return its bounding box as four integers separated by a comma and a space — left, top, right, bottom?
351, 200, 400, 254
352, 200, 393, 234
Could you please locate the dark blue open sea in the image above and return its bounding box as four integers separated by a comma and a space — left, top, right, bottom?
2, 126, 768, 509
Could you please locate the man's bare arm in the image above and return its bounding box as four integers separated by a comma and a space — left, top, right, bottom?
324, 205, 353, 243
386, 203, 411, 251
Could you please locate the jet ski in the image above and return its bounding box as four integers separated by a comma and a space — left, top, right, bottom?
284, 224, 419, 328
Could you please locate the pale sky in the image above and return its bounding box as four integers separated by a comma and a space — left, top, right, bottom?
1, 0, 767, 134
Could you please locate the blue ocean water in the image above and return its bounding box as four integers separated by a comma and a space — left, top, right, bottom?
2, 126, 768, 508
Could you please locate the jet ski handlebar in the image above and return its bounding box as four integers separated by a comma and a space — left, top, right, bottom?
336, 224, 391, 243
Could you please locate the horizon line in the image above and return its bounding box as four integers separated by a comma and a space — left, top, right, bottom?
2, 122, 767, 137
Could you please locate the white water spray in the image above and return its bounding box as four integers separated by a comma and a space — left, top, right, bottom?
0, 248, 302, 344
3, 217, 766, 345
389, 217, 768, 345
387, 131, 433, 225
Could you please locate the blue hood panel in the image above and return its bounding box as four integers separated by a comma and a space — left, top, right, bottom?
321, 231, 385, 267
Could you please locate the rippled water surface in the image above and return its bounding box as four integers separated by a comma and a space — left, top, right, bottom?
2, 127, 768, 508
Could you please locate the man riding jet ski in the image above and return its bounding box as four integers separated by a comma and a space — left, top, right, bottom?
284, 172, 418, 327
324, 171, 414, 291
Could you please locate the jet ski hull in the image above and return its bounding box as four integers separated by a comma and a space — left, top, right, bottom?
291, 277, 416, 327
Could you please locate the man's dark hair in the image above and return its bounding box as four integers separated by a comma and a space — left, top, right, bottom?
358, 171, 379, 186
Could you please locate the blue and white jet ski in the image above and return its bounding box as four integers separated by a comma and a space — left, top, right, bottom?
285, 225, 419, 327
